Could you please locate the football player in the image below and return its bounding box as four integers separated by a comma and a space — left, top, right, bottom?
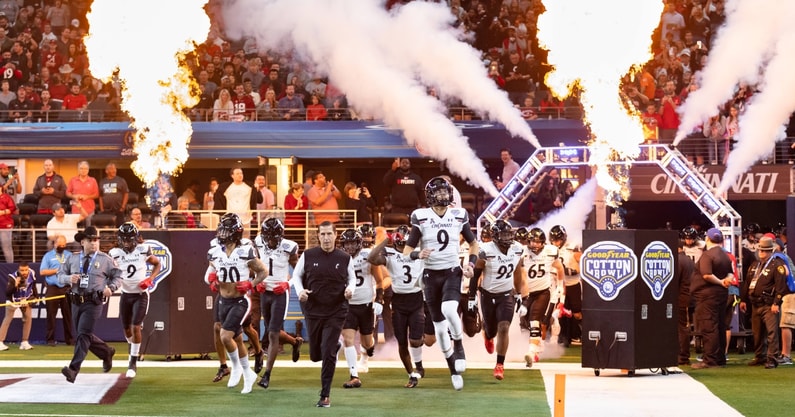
205, 213, 268, 394
338, 228, 383, 388
368, 224, 425, 388
467, 220, 524, 380
520, 227, 564, 367
109, 222, 161, 378
403, 176, 479, 391
549, 225, 583, 347
681, 226, 705, 263
252, 218, 300, 389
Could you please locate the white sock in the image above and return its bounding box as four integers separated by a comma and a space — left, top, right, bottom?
228, 349, 240, 367
344, 346, 358, 377
130, 343, 140, 357
410, 346, 423, 363
441, 300, 463, 341
126, 336, 133, 344
240, 355, 250, 370
433, 321, 453, 358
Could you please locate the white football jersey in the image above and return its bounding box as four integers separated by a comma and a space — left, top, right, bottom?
207, 239, 257, 283
558, 242, 581, 286
522, 244, 559, 293
410, 207, 471, 270
350, 248, 377, 305
478, 241, 524, 294
683, 241, 705, 264
254, 236, 299, 291
383, 246, 423, 294
109, 244, 153, 294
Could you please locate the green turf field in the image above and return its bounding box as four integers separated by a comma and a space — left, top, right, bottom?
2, 343, 795, 416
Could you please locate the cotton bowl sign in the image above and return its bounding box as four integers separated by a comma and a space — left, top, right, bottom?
144, 239, 172, 292
580, 241, 637, 301
640, 241, 674, 300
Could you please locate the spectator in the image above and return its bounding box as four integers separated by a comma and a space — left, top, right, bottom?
240, 58, 264, 91
255, 173, 276, 226
32, 158, 66, 214
0, 162, 20, 199
256, 88, 278, 120
174, 196, 197, 228
36, 89, 62, 121
487, 62, 505, 89
0, 261, 37, 351
203, 177, 219, 211
383, 158, 424, 216
0, 182, 14, 263
231, 83, 255, 121
180, 179, 201, 210
212, 88, 233, 121
62, 81, 87, 115
702, 114, 726, 165
7, 84, 33, 122
40, 39, 63, 74
98, 162, 129, 226
641, 102, 662, 143
129, 207, 151, 229
519, 95, 537, 120
46, 201, 87, 243
278, 84, 304, 120
658, 80, 681, 144
661, 3, 685, 43
214, 167, 261, 238
533, 176, 561, 219
39, 22, 58, 48
48, 73, 68, 101
305, 76, 327, 101
342, 181, 375, 225
495, 148, 521, 191
306, 94, 327, 121
307, 171, 341, 225
284, 181, 308, 228
58, 62, 78, 85
242, 79, 260, 106
259, 68, 284, 99
46, 0, 70, 36
286, 62, 310, 93
66, 160, 99, 224
0, 79, 15, 106
327, 98, 351, 121
560, 180, 576, 205
721, 105, 740, 164
539, 90, 564, 118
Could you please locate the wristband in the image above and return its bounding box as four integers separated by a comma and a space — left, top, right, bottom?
468, 254, 477, 265
410, 251, 420, 261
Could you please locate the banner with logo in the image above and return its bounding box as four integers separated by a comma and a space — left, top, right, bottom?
580, 241, 638, 301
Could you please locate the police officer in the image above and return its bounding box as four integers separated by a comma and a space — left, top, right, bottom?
58, 226, 122, 383
290, 221, 356, 408
740, 237, 789, 368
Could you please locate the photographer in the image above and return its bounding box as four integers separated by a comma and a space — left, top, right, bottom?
342, 181, 375, 225
0, 163, 20, 199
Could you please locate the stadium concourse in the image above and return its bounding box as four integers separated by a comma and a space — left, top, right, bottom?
0, 325, 742, 416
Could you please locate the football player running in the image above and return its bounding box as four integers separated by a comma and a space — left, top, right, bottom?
205, 213, 268, 394
338, 228, 383, 389
549, 225, 583, 347
467, 220, 524, 380
252, 218, 300, 389
403, 176, 479, 391
110, 222, 161, 378
519, 227, 564, 368
368, 224, 426, 388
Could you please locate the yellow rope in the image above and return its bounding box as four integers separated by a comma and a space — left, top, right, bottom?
0, 295, 66, 308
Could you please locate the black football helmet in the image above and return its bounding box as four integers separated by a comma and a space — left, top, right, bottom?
490, 220, 514, 251
480, 221, 493, 242
425, 176, 453, 207
117, 222, 140, 253
393, 224, 411, 252
358, 223, 376, 248
549, 225, 567, 246
261, 217, 285, 250
743, 222, 760, 238
217, 213, 244, 245
339, 228, 363, 256
528, 227, 546, 254
680, 226, 698, 241
515, 227, 529, 245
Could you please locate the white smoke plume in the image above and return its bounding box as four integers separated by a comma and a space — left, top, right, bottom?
221, 0, 542, 196
531, 178, 598, 249
674, 0, 785, 144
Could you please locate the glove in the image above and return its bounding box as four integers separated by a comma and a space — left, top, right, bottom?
209, 281, 218, 293
518, 304, 528, 317
208, 271, 219, 293
373, 301, 383, 316
272, 281, 290, 295
139, 277, 153, 290
467, 297, 477, 313
235, 280, 253, 294
255, 281, 267, 293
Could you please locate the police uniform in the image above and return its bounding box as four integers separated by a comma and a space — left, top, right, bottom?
476, 240, 523, 340
291, 245, 356, 402
742, 252, 788, 365
207, 237, 257, 336
57, 229, 122, 380
109, 243, 153, 329
253, 235, 298, 334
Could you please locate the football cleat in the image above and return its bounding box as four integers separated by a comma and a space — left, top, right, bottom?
493, 363, 505, 380
453, 340, 466, 373
451, 374, 464, 391
241, 368, 258, 394
227, 364, 243, 388
484, 338, 495, 354
213, 366, 230, 382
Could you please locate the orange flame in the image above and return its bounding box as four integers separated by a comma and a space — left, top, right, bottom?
84, 1, 210, 187
537, 0, 663, 205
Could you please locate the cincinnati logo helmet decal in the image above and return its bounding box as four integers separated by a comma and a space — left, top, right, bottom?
580, 241, 637, 301
640, 241, 674, 301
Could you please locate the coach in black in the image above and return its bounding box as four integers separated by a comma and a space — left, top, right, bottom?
290, 221, 356, 408
58, 226, 122, 383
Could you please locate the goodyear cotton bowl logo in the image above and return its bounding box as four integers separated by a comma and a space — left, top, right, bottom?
144, 239, 172, 292
581, 241, 638, 301
640, 241, 674, 301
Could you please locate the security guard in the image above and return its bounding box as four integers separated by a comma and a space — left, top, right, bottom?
740, 237, 789, 369
58, 226, 122, 383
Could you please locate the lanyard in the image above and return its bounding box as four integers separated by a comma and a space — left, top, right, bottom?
81, 252, 98, 275
749, 257, 774, 291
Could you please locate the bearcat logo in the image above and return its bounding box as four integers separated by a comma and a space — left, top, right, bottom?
143, 239, 172, 292
640, 241, 674, 301
580, 241, 637, 301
